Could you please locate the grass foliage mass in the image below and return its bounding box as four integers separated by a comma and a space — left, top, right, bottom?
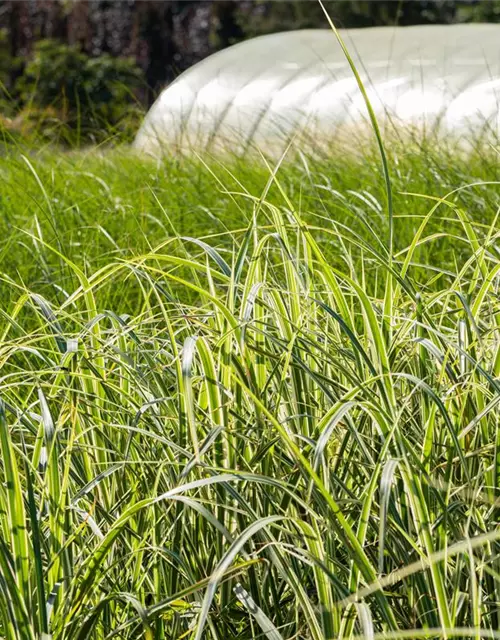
0, 134, 499, 640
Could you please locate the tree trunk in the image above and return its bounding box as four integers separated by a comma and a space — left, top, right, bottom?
7, 1, 28, 87
140, 0, 177, 103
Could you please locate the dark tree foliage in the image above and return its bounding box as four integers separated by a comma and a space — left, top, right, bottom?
212, 1, 244, 47
1, 0, 499, 103
333, 0, 459, 26
233, 1, 477, 38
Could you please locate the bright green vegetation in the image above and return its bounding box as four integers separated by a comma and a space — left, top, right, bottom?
0, 139, 499, 640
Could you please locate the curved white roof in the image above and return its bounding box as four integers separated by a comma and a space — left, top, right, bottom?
135, 25, 500, 156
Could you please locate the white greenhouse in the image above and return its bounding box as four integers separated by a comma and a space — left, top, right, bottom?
134, 24, 500, 156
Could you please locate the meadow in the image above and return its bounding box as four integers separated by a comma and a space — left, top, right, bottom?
0, 132, 499, 640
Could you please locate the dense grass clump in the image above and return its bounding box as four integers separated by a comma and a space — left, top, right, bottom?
0, 139, 499, 639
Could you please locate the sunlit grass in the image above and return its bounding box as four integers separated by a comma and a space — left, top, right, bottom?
0, 135, 499, 639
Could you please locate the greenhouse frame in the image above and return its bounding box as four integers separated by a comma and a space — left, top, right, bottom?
135, 24, 500, 156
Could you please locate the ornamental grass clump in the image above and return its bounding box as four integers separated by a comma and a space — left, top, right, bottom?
0, 140, 499, 638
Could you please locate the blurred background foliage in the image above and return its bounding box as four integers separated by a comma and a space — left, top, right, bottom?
0, 0, 499, 144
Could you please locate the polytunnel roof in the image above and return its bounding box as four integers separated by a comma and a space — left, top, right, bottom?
134, 25, 500, 156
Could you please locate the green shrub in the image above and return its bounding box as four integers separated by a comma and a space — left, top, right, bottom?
15, 40, 143, 142
456, 0, 500, 21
